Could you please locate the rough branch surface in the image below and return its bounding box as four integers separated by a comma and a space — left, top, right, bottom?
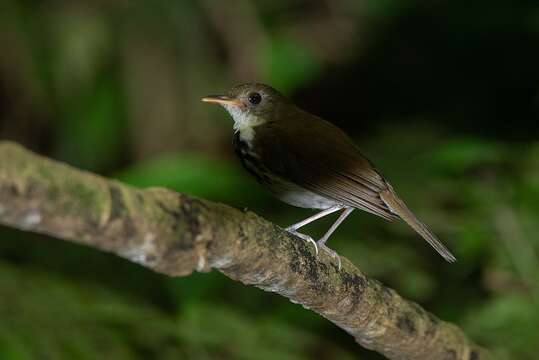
0, 142, 488, 360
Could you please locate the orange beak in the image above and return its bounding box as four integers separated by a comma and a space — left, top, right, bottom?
201, 95, 243, 107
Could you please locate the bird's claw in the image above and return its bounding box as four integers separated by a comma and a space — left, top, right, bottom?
286, 229, 319, 255
319, 244, 342, 271
285, 229, 341, 270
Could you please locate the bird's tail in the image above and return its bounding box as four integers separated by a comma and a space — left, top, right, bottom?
380, 188, 457, 263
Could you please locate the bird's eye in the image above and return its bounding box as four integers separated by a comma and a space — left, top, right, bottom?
248, 92, 262, 105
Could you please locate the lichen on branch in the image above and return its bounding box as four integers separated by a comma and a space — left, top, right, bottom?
0, 141, 489, 360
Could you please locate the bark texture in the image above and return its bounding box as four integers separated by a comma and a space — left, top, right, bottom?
0, 141, 489, 360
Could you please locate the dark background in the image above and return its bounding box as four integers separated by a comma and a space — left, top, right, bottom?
1, 1, 538, 359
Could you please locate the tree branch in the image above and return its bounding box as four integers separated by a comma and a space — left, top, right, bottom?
0, 141, 489, 360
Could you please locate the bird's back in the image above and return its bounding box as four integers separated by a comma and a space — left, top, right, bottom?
245, 107, 456, 262
247, 107, 397, 220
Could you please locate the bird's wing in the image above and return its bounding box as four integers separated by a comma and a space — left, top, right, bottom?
254, 113, 397, 221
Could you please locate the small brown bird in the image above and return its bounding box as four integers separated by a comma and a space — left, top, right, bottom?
202, 83, 456, 267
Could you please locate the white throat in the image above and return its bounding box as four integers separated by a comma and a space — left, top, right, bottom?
224, 104, 266, 142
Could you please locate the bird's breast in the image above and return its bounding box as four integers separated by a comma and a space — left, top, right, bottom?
233, 129, 270, 183
232, 129, 337, 210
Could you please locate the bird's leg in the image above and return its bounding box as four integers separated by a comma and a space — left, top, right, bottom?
317, 207, 354, 270
286, 205, 344, 231
317, 207, 354, 246
286, 205, 344, 255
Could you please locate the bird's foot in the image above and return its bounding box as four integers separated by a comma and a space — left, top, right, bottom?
318, 243, 342, 271
285, 229, 319, 255
285, 228, 342, 270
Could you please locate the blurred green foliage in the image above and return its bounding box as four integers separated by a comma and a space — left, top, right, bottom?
1, 0, 539, 359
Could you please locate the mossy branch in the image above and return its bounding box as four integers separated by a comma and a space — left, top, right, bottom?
0, 141, 489, 360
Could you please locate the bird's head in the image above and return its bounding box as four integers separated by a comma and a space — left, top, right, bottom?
202, 83, 290, 130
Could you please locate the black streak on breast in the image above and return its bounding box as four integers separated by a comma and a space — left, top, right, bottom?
233, 131, 273, 184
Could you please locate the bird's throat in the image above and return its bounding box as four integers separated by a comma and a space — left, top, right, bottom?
232, 114, 266, 132
236, 123, 263, 144
230, 114, 266, 143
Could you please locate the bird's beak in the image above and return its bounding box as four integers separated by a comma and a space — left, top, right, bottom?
201, 95, 243, 107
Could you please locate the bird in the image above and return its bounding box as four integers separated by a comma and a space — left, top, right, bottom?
202, 83, 456, 268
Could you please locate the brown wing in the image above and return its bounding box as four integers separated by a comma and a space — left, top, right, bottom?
254, 110, 397, 221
